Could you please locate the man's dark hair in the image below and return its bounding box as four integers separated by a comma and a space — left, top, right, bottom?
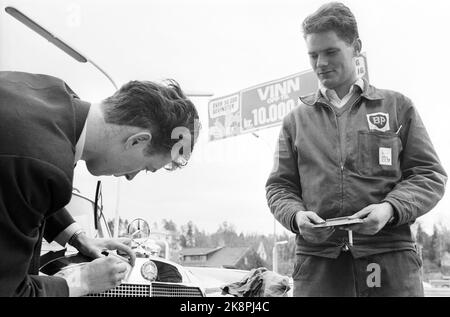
102, 80, 200, 166
302, 2, 359, 45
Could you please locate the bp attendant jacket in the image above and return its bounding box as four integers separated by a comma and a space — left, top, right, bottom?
266, 80, 447, 258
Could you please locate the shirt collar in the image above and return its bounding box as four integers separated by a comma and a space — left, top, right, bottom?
74, 122, 87, 163
299, 78, 384, 107
319, 78, 365, 102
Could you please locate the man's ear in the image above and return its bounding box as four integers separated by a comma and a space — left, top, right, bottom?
125, 132, 152, 149
353, 38, 362, 56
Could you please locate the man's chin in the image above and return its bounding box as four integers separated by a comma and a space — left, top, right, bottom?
85, 163, 104, 177
319, 78, 337, 89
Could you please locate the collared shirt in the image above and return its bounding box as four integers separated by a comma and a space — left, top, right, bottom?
53, 121, 88, 246
74, 122, 87, 163
320, 78, 364, 108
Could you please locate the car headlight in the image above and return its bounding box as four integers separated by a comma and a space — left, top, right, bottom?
141, 260, 158, 282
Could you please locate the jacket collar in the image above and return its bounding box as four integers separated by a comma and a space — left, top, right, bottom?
299, 78, 384, 106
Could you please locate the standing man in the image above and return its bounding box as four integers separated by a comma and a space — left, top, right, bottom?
0, 71, 200, 296
266, 2, 447, 296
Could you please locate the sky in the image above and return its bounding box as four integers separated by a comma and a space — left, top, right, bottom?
1, 0, 449, 235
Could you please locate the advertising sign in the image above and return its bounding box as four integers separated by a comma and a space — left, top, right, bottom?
240, 70, 317, 133
208, 93, 241, 141
208, 55, 368, 141
208, 70, 317, 141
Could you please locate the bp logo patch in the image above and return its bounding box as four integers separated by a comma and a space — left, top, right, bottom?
367, 112, 390, 132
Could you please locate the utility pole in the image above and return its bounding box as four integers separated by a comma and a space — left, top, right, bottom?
272, 240, 288, 274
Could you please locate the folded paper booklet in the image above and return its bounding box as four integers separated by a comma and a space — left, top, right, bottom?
312, 216, 364, 228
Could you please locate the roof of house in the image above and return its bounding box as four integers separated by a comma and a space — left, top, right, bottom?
180, 246, 224, 256
206, 247, 250, 268
180, 246, 254, 268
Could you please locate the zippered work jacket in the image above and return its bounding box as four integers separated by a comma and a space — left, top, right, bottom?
266, 81, 447, 258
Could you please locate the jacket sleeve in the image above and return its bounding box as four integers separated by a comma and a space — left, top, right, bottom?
0, 156, 71, 296
383, 97, 447, 226
43, 208, 75, 243
265, 114, 306, 233
13, 275, 69, 297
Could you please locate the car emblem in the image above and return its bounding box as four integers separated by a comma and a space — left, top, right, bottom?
141, 260, 158, 282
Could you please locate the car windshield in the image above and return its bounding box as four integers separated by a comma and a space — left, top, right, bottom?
66, 192, 101, 239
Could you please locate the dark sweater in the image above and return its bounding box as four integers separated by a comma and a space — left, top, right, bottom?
0, 71, 90, 296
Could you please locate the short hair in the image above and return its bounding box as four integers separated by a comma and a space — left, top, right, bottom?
302, 2, 359, 45
102, 80, 201, 166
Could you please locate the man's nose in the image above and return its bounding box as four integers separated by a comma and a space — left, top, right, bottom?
316, 54, 328, 68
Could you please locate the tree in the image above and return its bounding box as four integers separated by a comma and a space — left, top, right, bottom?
213, 221, 240, 247
180, 221, 196, 248
429, 225, 442, 266
416, 223, 427, 246
107, 217, 129, 237
162, 219, 177, 232
440, 227, 450, 253
179, 234, 188, 249
193, 229, 211, 248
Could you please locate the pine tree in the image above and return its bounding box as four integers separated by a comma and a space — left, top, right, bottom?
416, 223, 427, 246
430, 225, 442, 266
186, 221, 196, 248
162, 219, 177, 232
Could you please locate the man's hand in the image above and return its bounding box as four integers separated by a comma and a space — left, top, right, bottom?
70, 233, 136, 266
345, 202, 394, 235
56, 256, 129, 296
295, 211, 335, 243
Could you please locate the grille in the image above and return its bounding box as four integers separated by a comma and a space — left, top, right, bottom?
87, 284, 150, 297
86, 283, 203, 297
151, 283, 203, 297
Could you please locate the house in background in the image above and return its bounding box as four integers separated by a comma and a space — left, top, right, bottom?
180, 246, 265, 269
255, 241, 269, 262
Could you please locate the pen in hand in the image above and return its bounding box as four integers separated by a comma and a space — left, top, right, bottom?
101, 250, 131, 264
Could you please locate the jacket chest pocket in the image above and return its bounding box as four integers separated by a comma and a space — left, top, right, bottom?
357, 131, 402, 177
